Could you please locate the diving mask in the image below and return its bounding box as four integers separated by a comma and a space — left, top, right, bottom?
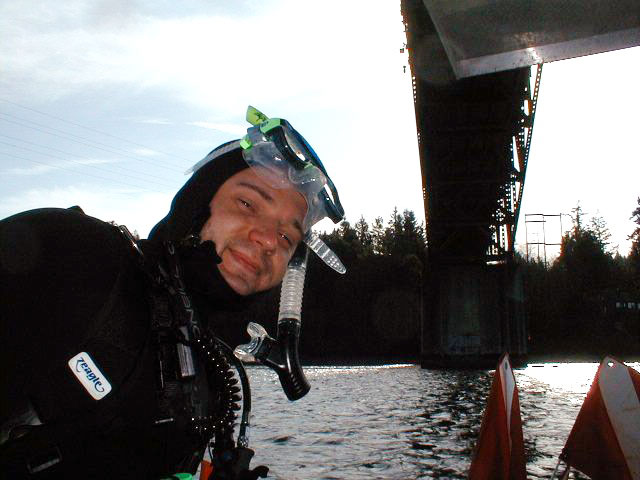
186, 106, 346, 274
239, 106, 344, 232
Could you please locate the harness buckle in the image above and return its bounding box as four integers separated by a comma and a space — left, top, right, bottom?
26, 445, 62, 474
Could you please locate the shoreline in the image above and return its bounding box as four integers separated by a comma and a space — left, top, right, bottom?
291, 353, 640, 368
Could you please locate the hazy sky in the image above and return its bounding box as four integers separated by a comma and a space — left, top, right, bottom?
1, 1, 638, 256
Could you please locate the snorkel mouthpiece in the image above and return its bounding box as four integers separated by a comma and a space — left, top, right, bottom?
234, 246, 310, 400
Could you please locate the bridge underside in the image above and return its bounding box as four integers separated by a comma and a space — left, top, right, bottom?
402, 0, 639, 367
416, 66, 534, 366
402, 0, 539, 367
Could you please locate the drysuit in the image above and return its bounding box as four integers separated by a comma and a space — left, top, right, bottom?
0, 148, 262, 479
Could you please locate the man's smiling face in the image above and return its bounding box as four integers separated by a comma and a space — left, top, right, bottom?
200, 167, 307, 295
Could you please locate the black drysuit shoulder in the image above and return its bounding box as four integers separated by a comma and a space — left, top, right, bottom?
0, 207, 152, 424
0, 207, 178, 478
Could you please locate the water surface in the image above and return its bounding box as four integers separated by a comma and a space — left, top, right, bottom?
230, 362, 629, 479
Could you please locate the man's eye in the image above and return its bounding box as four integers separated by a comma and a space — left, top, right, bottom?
239, 199, 251, 209
279, 232, 293, 247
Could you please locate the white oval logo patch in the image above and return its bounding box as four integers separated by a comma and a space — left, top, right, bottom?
68, 352, 112, 400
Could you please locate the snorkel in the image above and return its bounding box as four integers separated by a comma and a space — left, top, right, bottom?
187, 106, 345, 402
235, 234, 344, 400
235, 245, 310, 400
233, 106, 346, 400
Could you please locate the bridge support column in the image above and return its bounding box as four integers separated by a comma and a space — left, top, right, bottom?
421, 263, 526, 368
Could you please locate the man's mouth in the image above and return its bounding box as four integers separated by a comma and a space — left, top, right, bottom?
228, 248, 260, 275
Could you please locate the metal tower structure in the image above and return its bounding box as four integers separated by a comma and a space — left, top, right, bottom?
401, 0, 639, 367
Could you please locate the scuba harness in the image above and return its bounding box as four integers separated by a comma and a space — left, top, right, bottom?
132, 229, 331, 478
119, 225, 262, 479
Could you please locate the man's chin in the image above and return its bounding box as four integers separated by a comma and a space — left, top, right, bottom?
218, 265, 255, 296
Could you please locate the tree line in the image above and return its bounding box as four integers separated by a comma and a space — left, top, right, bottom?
521, 199, 640, 358
217, 208, 428, 363
218, 198, 640, 363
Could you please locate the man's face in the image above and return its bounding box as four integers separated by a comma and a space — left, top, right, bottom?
200, 167, 307, 296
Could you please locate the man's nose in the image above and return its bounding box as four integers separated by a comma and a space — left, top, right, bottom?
248, 222, 278, 253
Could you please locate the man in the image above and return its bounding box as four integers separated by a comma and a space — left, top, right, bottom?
0, 107, 344, 479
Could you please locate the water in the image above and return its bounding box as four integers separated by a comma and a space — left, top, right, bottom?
229, 362, 635, 480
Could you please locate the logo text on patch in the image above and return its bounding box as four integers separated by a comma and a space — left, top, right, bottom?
68, 352, 112, 400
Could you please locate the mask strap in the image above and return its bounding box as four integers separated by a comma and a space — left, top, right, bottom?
185, 140, 242, 175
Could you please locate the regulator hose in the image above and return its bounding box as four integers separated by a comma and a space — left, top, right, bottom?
190, 332, 246, 443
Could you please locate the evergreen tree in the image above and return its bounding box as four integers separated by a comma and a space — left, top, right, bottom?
384, 207, 403, 255
556, 204, 612, 292
320, 219, 360, 262
630, 197, 640, 240
401, 209, 427, 258
628, 197, 640, 290
590, 214, 615, 255
354, 215, 373, 256
552, 204, 614, 350
522, 201, 640, 357
571, 203, 585, 234
371, 216, 386, 255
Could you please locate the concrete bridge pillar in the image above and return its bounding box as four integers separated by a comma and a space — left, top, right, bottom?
421, 263, 526, 368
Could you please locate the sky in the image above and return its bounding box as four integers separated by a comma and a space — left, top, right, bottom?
517, 47, 640, 259
1, 1, 639, 257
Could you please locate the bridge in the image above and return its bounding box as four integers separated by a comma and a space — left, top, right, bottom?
401, 0, 640, 367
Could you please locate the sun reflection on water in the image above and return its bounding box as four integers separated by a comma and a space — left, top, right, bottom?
519, 362, 598, 394
307, 364, 415, 377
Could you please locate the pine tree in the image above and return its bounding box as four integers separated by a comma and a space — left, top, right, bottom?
319, 219, 360, 263
571, 203, 585, 236
384, 207, 403, 255
401, 209, 427, 257
558, 206, 612, 293
590, 214, 615, 255
629, 197, 640, 252
371, 216, 386, 255
628, 197, 640, 286
354, 215, 373, 256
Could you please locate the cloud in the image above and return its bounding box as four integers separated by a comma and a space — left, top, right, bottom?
0, 0, 423, 238
132, 147, 159, 157
187, 121, 245, 135
4, 158, 120, 176
0, 184, 173, 237
136, 118, 173, 125
0, 0, 408, 114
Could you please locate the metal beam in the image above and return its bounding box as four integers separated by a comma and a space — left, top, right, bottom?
422, 0, 640, 78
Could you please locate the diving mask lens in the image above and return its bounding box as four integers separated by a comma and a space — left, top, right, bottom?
241, 118, 343, 231
283, 129, 308, 165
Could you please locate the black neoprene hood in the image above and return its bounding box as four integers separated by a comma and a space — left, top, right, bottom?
149, 144, 248, 243
146, 145, 263, 306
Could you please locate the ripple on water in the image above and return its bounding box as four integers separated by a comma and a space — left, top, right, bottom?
243, 362, 609, 479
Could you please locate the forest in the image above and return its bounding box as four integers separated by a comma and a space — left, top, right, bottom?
523, 201, 640, 359
217, 199, 640, 364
